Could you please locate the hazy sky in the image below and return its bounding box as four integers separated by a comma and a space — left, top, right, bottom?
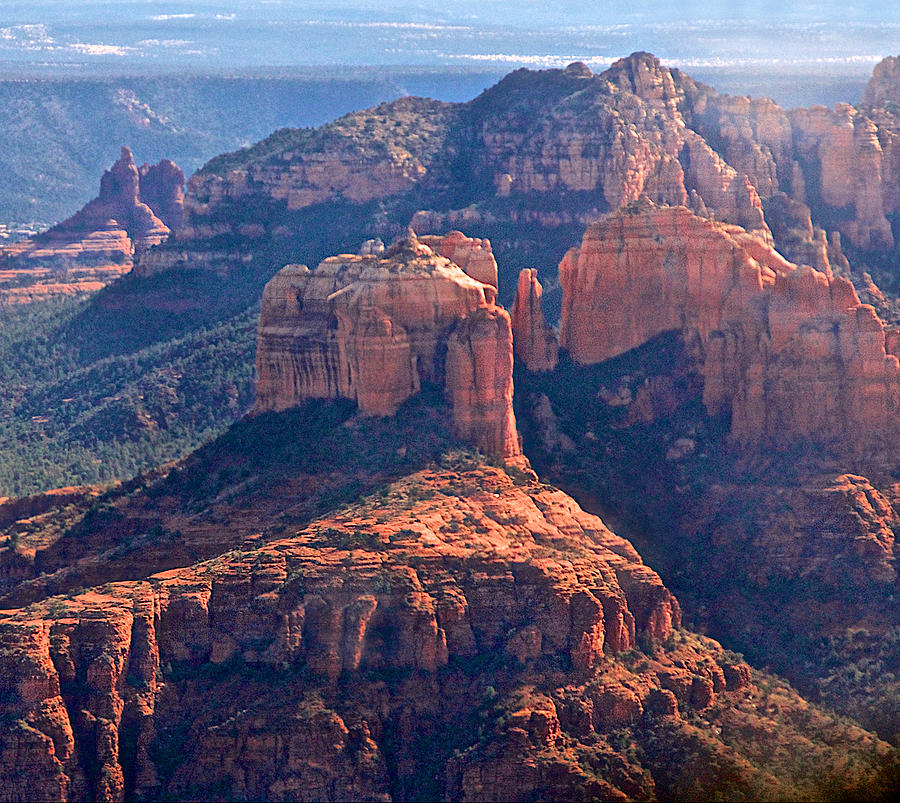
1, 1, 897, 73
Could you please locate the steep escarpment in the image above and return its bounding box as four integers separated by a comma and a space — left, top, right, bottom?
148, 53, 782, 296
0, 432, 895, 803
557, 202, 900, 451
677, 57, 900, 258
254, 232, 521, 458
0, 148, 183, 303
515, 318, 900, 745
123, 53, 900, 323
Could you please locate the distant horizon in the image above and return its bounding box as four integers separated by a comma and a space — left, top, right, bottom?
1, 1, 895, 77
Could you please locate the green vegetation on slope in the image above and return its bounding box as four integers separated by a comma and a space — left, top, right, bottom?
0, 294, 256, 496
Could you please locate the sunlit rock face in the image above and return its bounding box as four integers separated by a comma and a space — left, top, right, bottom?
255, 232, 521, 458
559, 201, 900, 450
511, 268, 558, 373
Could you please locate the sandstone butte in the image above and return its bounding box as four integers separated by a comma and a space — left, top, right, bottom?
3, 456, 894, 802
254, 231, 521, 460
0, 147, 183, 303
557, 201, 900, 450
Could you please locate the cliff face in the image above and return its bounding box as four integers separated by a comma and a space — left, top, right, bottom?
558, 202, 900, 450
466, 53, 771, 240
177, 96, 457, 244
0, 455, 892, 803
0, 147, 183, 303
679, 60, 900, 254
133, 53, 900, 304
254, 233, 521, 458
164, 52, 780, 272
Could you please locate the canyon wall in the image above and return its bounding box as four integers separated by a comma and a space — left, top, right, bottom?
254, 232, 521, 458
558, 202, 900, 450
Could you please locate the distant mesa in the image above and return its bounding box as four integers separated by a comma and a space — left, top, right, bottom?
0, 146, 183, 304
254, 230, 521, 460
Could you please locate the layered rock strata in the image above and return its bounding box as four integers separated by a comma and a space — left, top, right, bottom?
511, 268, 559, 372
254, 233, 521, 457
170, 52, 778, 262
559, 202, 900, 449
0, 147, 183, 302
0, 466, 677, 800
0, 461, 893, 802
136, 52, 900, 299
678, 59, 900, 253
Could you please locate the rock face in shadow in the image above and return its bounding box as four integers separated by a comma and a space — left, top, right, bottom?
558, 201, 900, 450
0, 147, 183, 303
511, 268, 559, 373
254, 232, 521, 458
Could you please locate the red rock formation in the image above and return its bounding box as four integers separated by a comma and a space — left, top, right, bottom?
170, 53, 780, 262
254, 233, 521, 457
559, 202, 900, 449
0, 461, 888, 801
470, 53, 772, 241
863, 55, 900, 108
0, 465, 688, 801
418, 230, 498, 288
511, 268, 559, 372
181, 96, 456, 232
446, 304, 521, 457
138, 159, 185, 232
790, 105, 894, 250
0, 147, 184, 303
65, 147, 172, 251
762, 192, 831, 271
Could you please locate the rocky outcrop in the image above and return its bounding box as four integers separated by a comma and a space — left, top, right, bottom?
180, 96, 456, 236
168, 52, 782, 273
789, 105, 894, 250
417, 231, 498, 288
0, 465, 675, 801
1, 460, 892, 802
138, 159, 185, 232
559, 202, 900, 450
254, 233, 521, 458
446, 304, 520, 457
466, 53, 772, 242
863, 55, 900, 108
0, 147, 183, 303
761, 192, 831, 271
676, 57, 900, 252
132, 53, 900, 304
511, 268, 558, 372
